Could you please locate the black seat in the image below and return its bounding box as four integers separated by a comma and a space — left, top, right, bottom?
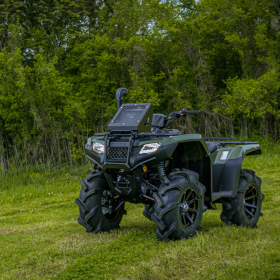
205, 141, 218, 153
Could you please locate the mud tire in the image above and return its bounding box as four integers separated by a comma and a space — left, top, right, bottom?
220, 169, 264, 228
143, 204, 155, 220
152, 170, 205, 241
75, 170, 126, 233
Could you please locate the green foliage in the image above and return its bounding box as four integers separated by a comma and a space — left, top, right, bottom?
1, 0, 280, 171
223, 70, 280, 119
0, 46, 26, 133
25, 53, 75, 131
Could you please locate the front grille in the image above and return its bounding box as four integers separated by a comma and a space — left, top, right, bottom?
107, 147, 128, 160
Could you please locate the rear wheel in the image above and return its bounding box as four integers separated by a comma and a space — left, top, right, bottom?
75, 170, 126, 233
152, 170, 205, 241
220, 169, 264, 228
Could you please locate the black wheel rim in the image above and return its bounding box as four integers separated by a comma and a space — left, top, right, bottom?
243, 185, 259, 221
180, 187, 199, 229
101, 190, 121, 222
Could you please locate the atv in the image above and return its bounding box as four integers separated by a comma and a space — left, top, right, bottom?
75, 88, 264, 241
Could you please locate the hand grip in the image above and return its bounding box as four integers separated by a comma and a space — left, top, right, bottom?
184, 110, 201, 115
176, 110, 201, 116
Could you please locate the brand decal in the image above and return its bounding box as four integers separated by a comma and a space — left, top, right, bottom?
110, 142, 130, 147
220, 151, 229, 160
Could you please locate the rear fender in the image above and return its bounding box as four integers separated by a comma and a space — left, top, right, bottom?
211, 144, 261, 201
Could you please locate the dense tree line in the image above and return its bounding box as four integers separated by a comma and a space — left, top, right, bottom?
0, 0, 279, 171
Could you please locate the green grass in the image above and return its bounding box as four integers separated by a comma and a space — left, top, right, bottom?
0, 153, 280, 280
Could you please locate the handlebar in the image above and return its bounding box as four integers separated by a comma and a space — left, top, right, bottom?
174, 110, 201, 117
164, 109, 201, 128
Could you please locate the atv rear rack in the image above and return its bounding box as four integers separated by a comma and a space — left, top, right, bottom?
204, 137, 258, 147
204, 137, 238, 142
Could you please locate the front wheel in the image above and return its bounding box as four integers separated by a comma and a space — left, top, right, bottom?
143, 204, 155, 220
220, 169, 264, 228
152, 170, 205, 241
75, 170, 126, 233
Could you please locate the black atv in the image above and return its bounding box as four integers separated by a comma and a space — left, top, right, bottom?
75, 88, 264, 241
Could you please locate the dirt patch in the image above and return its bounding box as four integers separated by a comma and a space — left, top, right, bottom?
0, 229, 17, 234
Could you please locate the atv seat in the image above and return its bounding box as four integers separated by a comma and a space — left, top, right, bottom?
205, 141, 218, 153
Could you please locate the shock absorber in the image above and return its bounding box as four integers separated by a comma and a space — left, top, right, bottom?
157, 161, 166, 180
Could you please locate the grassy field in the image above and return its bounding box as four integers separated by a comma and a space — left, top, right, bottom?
0, 145, 280, 279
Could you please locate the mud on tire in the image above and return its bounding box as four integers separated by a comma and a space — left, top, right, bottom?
152, 170, 205, 241
75, 170, 126, 233
220, 169, 264, 228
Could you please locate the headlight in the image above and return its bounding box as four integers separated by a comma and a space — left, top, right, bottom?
139, 142, 161, 154
92, 142, 105, 154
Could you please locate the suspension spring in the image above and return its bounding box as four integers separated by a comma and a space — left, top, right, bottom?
157, 161, 166, 179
